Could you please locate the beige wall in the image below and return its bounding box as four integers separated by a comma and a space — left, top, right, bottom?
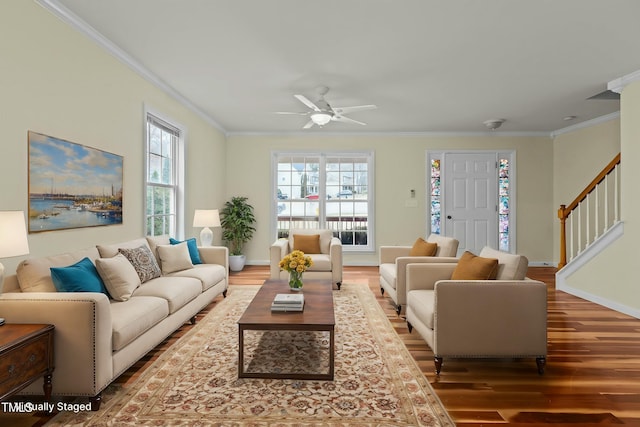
0, 1, 226, 275
226, 134, 555, 265
561, 81, 639, 314
552, 119, 621, 262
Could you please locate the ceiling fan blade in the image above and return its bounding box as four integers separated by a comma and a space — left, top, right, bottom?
332, 115, 366, 126
294, 94, 321, 112
332, 104, 377, 115
274, 111, 309, 115
303, 119, 315, 129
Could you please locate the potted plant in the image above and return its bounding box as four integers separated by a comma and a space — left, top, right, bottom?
220, 196, 256, 271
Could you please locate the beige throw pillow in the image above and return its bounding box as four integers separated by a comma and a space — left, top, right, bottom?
451, 251, 498, 280
95, 253, 141, 301
157, 242, 194, 274
409, 238, 438, 256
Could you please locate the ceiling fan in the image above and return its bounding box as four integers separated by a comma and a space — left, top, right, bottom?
276, 86, 377, 129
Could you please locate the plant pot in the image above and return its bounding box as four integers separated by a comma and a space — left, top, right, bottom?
229, 255, 246, 272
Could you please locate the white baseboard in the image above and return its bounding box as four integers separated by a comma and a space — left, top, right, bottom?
555, 222, 638, 319
529, 261, 557, 267
555, 282, 640, 319
246, 260, 379, 267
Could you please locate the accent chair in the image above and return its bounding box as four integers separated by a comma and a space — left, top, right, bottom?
405, 246, 548, 375
270, 229, 343, 289
379, 234, 459, 315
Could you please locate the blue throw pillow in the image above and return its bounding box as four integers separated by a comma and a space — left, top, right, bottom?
50, 257, 109, 295
169, 237, 202, 264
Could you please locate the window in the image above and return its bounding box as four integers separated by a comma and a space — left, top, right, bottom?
498, 157, 510, 251
430, 158, 441, 234
145, 112, 184, 237
273, 151, 374, 251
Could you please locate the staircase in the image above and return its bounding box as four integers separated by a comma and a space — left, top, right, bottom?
556, 153, 622, 285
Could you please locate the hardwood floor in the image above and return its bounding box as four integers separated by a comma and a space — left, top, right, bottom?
239, 266, 640, 426
8, 265, 640, 426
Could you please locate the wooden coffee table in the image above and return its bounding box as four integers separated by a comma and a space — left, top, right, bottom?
237, 279, 335, 380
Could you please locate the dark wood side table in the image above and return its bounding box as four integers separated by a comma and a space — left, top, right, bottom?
0, 324, 55, 402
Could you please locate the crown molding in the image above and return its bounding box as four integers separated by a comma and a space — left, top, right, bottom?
36, 0, 227, 135
549, 111, 620, 138
226, 130, 550, 138
608, 69, 640, 94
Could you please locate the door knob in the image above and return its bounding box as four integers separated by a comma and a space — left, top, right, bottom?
447, 215, 452, 219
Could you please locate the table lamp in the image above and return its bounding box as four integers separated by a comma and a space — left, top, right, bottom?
192, 209, 220, 247
0, 211, 30, 295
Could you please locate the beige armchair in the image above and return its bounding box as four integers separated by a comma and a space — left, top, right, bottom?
270, 229, 343, 289
405, 246, 547, 375
379, 234, 459, 315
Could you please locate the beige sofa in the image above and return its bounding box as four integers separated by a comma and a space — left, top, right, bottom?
405, 246, 547, 375
0, 236, 228, 409
270, 229, 342, 289
379, 234, 459, 315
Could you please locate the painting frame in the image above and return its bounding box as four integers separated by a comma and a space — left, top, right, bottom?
28, 131, 123, 233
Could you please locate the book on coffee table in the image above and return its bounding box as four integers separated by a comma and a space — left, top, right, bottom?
271, 293, 304, 311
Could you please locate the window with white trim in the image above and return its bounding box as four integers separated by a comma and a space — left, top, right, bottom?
145, 113, 183, 237
273, 151, 374, 251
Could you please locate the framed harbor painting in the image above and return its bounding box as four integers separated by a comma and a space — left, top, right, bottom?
28, 131, 123, 233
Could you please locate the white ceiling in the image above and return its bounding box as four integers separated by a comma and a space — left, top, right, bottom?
47, 0, 640, 135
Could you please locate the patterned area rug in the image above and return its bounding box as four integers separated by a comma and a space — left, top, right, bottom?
49, 283, 453, 426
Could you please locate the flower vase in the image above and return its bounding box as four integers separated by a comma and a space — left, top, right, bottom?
289, 270, 304, 291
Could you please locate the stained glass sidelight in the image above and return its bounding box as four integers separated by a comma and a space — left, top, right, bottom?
430, 159, 441, 234
499, 158, 510, 251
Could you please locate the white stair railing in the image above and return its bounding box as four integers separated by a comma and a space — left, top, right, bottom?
558, 154, 621, 269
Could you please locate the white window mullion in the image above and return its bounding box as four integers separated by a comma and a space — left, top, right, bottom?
272, 150, 374, 251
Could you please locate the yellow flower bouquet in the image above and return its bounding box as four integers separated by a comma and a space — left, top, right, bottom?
279, 250, 313, 290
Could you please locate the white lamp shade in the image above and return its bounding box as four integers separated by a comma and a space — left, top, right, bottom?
193, 209, 221, 228
0, 211, 30, 258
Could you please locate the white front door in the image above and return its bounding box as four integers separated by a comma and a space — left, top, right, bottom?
443, 152, 498, 255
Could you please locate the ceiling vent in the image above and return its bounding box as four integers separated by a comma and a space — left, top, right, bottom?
588, 90, 620, 100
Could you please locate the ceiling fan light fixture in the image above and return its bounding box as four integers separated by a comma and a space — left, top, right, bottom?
311, 112, 332, 126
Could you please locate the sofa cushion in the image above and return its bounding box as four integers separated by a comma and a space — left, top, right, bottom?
407, 289, 435, 329
169, 237, 202, 265
451, 251, 498, 280
479, 246, 529, 280
96, 238, 151, 259
50, 257, 109, 295
166, 264, 226, 291
156, 242, 194, 274
132, 276, 201, 314
293, 234, 321, 254
118, 245, 162, 283
379, 263, 397, 290
306, 254, 332, 271
95, 254, 142, 301
110, 296, 169, 351
146, 235, 170, 261
409, 238, 437, 256
426, 234, 459, 257
16, 247, 101, 293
